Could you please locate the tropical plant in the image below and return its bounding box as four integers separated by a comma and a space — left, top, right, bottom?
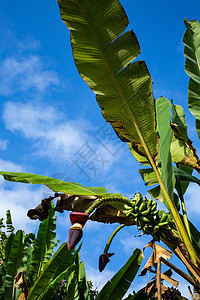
1, 0, 200, 298
0, 207, 81, 300
0, 209, 144, 300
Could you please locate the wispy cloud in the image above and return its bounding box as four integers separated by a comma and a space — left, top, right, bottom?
0, 158, 24, 172
0, 56, 59, 96
3, 101, 90, 161
85, 265, 115, 291
0, 185, 42, 233
0, 157, 42, 232
2, 101, 122, 175
185, 183, 200, 217
0, 139, 8, 151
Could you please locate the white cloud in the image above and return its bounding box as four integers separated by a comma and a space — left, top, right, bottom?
2, 101, 121, 171
0, 158, 24, 172
0, 158, 41, 232
0, 139, 8, 151
85, 265, 115, 291
0, 184, 42, 233
0, 56, 59, 95
3, 101, 90, 161
185, 183, 200, 216
120, 234, 149, 255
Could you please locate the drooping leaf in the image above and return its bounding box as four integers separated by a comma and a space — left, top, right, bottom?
183, 19, 200, 139
172, 104, 188, 140
29, 203, 57, 282
139, 240, 172, 276
171, 103, 198, 197
140, 165, 200, 187
173, 166, 200, 185
96, 248, 143, 300
57, 0, 158, 161
156, 97, 175, 209
0, 171, 109, 196
27, 243, 74, 300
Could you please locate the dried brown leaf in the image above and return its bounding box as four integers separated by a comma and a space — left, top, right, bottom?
140, 240, 172, 276
14, 269, 28, 298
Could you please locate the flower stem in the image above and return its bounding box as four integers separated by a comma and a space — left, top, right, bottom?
85, 197, 134, 215
104, 224, 125, 254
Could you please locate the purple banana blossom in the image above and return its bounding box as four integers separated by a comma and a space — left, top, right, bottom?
99, 253, 114, 272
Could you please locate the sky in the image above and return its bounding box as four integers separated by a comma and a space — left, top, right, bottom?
1, 0, 200, 298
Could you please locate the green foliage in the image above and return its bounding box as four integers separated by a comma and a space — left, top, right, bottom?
57, 0, 158, 160
0, 208, 77, 300
0, 171, 109, 196
29, 202, 57, 282
156, 97, 175, 210
27, 243, 75, 300
183, 19, 200, 139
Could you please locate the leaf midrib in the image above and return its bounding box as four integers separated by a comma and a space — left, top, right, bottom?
78, 0, 153, 156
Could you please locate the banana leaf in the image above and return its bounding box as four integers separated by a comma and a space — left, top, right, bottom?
140, 166, 200, 188
183, 19, 200, 139
57, 0, 158, 160
27, 243, 74, 300
0, 171, 109, 196
37, 265, 77, 300
156, 97, 175, 209
96, 248, 143, 300
29, 204, 56, 281
172, 103, 194, 195
4, 230, 26, 300
6, 210, 14, 233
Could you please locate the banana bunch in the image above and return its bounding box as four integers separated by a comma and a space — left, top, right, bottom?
127, 193, 174, 241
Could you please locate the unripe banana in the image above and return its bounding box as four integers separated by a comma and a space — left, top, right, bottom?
151, 203, 157, 211
140, 216, 150, 223
159, 213, 168, 223
158, 221, 169, 227
147, 198, 153, 207
153, 225, 159, 233
135, 205, 139, 214
139, 202, 145, 212
141, 207, 151, 216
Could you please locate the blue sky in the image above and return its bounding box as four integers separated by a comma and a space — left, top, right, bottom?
1, 0, 200, 297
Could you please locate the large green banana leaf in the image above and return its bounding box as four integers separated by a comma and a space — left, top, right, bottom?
0, 171, 108, 196
57, 0, 158, 159
27, 243, 74, 299
156, 97, 175, 209
29, 204, 56, 281
96, 248, 143, 300
37, 265, 77, 300
4, 230, 26, 300
183, 19, 200, 139
171, 104, 194, 195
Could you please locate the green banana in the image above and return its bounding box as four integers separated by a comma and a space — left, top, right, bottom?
135, 205, 139, 214
140, 216, 150, 223
141, 207, 151, 216
139, 202, 145, 212
147, 198, 153, 207
158, 221, 169, 227
151, 203, 157, 211
153, 225, 159, 233
159, 212, 168, 223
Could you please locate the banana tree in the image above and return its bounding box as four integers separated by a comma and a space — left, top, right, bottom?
1, 0, 200, 296
0, 207, 80, 300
